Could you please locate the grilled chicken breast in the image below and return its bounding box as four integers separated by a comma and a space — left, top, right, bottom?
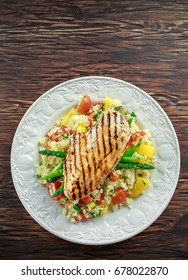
64, 109, 130, 200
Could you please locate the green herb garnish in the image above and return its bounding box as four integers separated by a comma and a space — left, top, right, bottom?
73, 205, 81, 212
94, 109, 103, 122
114, 106, 123, 111
131, 112, 136, 117
120, 156, 141, 163
47, 176, 62, 183
124, 145, 139, 157
90, 212, 101, 218
52, 181, 64, 198
120, 174, 129, 180
42, 161, 63, 180
127, 112, 136, 125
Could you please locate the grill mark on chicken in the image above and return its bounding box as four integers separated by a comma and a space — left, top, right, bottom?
72, 193, 76, 200
120, 114, 124, 123
101, 114, 106, 156
73, 134, 77, 172
84, 141, 90, 196
69, 152, 72, 174
77, 181, 81, 199
78, 133, 86, 198
101, 112, 112, 173
104, 112, 111, 155
95, 125, 101, 158
90, 129, 97, 175
89, 130, 98, 192
71, 133, 83, 199
114, 113, 118, 138
107, 112, 112, 153
74, 136, 78, 172
87, 151, 96, 192
113, 112, 119, 150
83, 135, 92, 196
64, 109, 131, 200
82, 134, 92, 198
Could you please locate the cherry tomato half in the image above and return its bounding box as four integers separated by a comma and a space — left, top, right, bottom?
80, 195, 92, 204
77, 95, 92, 114
126, 131, 145, 150
96, 193, 105, 205
109, 171, 120, 182
75, 212, 86, 222
48, 131, 60, 142
60, 126, 66, 132
111, 188, 128, 204
88, 117, 93, 128
48, 180, 65, 201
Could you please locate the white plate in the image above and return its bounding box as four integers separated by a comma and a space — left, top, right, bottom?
11, 76, 180, 245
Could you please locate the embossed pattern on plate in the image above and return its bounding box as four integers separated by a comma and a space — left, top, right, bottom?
11, 76, 180, 245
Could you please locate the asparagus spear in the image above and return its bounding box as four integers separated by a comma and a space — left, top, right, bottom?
124, 145, 139, 157
120, 156, 142, 163
39, 147, 139, 160
52, 181, 64, 198
47, 176, 62, 183
73, 205, 81, 212
39, 150, 67, 158
42, 161, 64, 180
42, 169, 63, 180
94, 109, 103, 121
39, 148, 154, 171
116, 162, 155, 170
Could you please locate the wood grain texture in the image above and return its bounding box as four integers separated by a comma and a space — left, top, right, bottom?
0, 0, 188, 260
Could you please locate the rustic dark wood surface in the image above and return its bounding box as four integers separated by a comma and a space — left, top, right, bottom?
0, 0, 188, 260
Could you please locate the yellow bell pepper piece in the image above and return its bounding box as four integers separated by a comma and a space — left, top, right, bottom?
87, 201, 96, 209
61, 108, 78, 126
76, 124, 87, 133
130, 177, 150, 198
101, 205, 108, 214
137, 144, 154, 158
104, 97, 112, 111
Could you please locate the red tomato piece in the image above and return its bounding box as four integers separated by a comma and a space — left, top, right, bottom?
80, 195, 92, 204
45, 144, 51, 150
126, 131, 145, 150
75, 212, 86, 222
109, 171, 120, 182
60, 126, 66, 132
48, 131, 60, 142
69, 129, 74, 135
96, 193, 105, 205
88, 117, 93, 128
111, 188, 128, 205
48, 180, 65, 201
77, 95, 92, 114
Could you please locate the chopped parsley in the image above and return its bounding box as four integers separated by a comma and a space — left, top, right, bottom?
90, 211, 101, 218
128, 112, 136, 125
141, 179, 146, 185
114, 106, 123, 111
94, 109, 103, 122
120, 174, 129, 180
73, 205, 81, 212
131, 112, 136, 117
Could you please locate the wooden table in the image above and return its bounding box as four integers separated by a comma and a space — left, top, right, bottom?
0, 0, 187, 260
